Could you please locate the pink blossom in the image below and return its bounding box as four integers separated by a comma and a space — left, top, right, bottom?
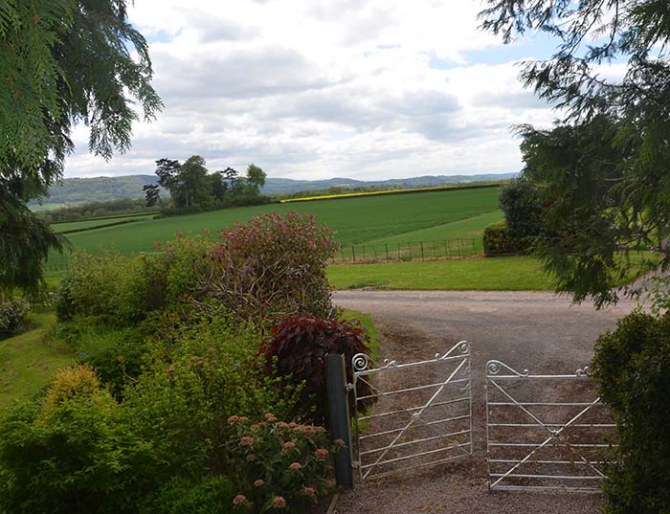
232, 494, 246, 506
289, 462, 302, 471
271, 496, 287, 509
315, 448, 329, 460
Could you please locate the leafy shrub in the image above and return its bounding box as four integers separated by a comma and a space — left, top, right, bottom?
55, 276, 75, 321
205, 212, 340, 323
125, 314, 301, 477
142, 476, 237, 514
591, 311, 670, 514
259, 314, 373, 424
0, 296, 30, 338
60, 251, 147, 323
482, 221, 517, 256
57, 236, 215, 324
0, 365, 159, 514
227, 415, 338, 513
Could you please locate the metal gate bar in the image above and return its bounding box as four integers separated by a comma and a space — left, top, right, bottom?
486, 360, 616, 493
351, 341, 472, 480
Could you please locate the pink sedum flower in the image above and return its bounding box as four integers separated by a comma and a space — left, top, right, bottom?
271, 496, 287, 509
289, 462, 302, 471
254, 479, 264, 487
315, 448, 329, 460
232, 494, 246, 506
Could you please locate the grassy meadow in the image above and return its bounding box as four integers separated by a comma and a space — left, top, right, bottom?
47, 186, 503, 269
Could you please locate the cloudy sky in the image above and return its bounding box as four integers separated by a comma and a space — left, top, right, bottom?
65, 0, 562, 181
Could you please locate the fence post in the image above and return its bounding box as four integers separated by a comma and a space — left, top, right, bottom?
385, 243, 389, 261
420, 241, 425, 261
351, 246, 356, 263
325, 354, 355, 489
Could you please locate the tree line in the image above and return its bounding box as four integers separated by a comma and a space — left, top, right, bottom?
143, 157, 269, 213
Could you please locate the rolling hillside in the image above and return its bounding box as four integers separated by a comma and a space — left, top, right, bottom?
35, 172, 516, 206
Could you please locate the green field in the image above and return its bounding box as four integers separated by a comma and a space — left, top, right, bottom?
47, 186, 502, 269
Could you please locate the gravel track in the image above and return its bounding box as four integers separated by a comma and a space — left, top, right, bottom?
331, 290, 639, 514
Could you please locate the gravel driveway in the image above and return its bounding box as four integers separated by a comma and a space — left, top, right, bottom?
330, 290, 640, 514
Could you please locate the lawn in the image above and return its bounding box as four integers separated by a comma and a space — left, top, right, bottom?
47, 186, 501, 269
327, 256, 557, 291
0, 313, 76, 410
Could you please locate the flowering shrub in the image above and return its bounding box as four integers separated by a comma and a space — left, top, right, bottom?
205, 212, 340, 323
0, 296, 29, 338
259, 314, 374, 423
227, 415, 339, 513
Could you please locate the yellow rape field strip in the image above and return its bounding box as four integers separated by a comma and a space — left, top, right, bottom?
278, 182, 501, 203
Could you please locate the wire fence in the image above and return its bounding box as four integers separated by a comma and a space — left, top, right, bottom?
44, 238, 482, 273
331, 238, 481, 264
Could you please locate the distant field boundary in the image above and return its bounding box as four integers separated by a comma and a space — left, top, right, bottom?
56, 217, 151, 235
333, 238, 480, 263
279, 182, 503, 203
49, 210, 159, 226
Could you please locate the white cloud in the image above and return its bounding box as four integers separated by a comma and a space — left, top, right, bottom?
64, 0, 567, 180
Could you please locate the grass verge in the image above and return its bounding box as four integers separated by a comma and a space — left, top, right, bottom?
328, 256, 556, 291
0, 313, 76, 410
341, 309, 380, 360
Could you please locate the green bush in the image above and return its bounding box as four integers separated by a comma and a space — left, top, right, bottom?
0, 366, 160, 514
61, 251, 147, 323
125, 314, 301, 477
260, 314, 373, 424
482, 221, 517, 256
0, 296, 30, 338
141, 476, 236, 514
592, 311, 670, 514
227, 416, 338, 513
58, 236, 215, 324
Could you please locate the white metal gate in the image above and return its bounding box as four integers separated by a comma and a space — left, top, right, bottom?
351, 341, 472, 480
485, 360, 617, 492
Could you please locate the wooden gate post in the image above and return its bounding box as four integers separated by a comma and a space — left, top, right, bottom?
325, 354, 354, 489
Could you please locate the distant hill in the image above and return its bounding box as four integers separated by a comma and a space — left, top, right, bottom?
262, 173, 517, 195
32, 175, 158, 207
34, 172, 517, 206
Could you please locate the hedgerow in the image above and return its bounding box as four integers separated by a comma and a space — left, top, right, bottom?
482, 221, 516, 256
